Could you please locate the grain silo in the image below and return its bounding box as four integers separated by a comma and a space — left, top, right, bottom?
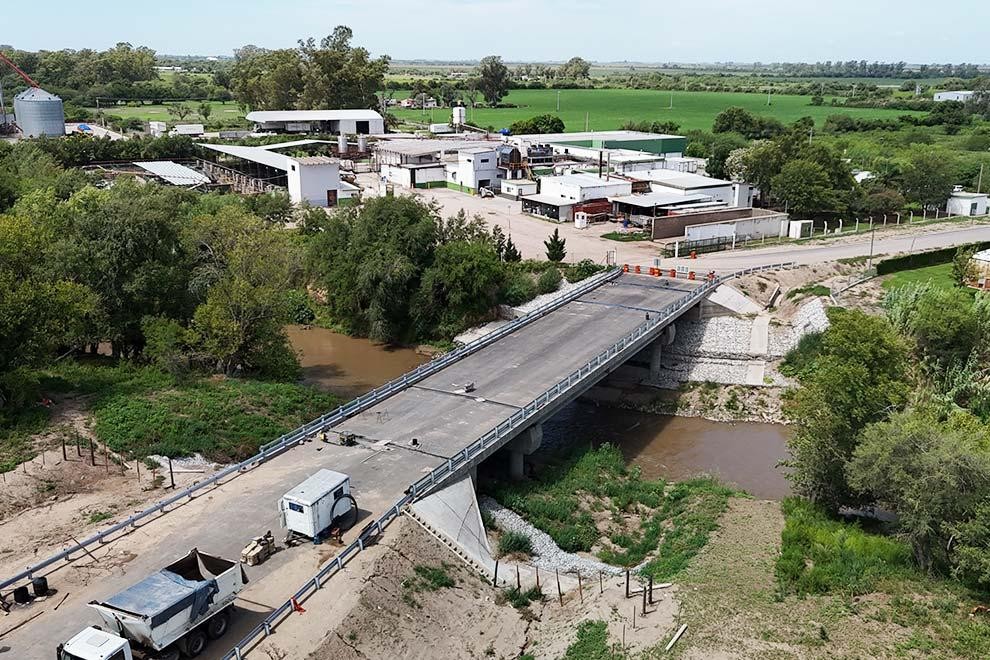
14, 87, 65, 138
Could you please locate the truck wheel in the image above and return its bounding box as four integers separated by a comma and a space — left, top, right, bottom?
180, 629, 208, 658
207, 610, 230, 640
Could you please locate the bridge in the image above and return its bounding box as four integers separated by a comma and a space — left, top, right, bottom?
0, 265, 788, 659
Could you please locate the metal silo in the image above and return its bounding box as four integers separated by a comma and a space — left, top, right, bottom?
14, 87, 65, 138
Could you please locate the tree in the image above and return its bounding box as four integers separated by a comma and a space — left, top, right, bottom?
848, 408, 990, 572
862, 188, 906, 215
502, 236, 522, 262
953, 245, 979, 287
296, 26, 390, 110
900, 147, 955, 208
198, 101, 212, 122
414, 241, 505, 338
785, 308, 910, 509
712, 106, 784, 139
771, 159, 835, 216
509, 114, 565, 135
905, 287, 979, 369
559, 57, 591, 79
478, 55, 511, 106
167, 103, 192, 121
544, 228, 566, 262
0, 212, 95, 407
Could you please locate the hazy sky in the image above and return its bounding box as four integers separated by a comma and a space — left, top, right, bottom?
7, 0, 990, 63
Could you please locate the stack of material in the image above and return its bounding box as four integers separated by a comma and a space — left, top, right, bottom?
241, 532, 276, 566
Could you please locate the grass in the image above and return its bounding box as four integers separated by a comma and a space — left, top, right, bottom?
497, 530, 533, 557
85, 100, 243, 123
601, 231, 650, 242
561, 620, 622, 660
501, 585, 544, 610
488, 444, 734, 579
39, 361, 340, 462
87, 511, 113, 525
401, 562, 456, 608
785, 283, 831, 300
882, 262, 957, 291
394, 88, 924, 133
0, 403, 50, 473
780, 331, 824, 378
776, 498, 914, 596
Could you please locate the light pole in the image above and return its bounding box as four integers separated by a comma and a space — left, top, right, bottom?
867, 224, 877, 271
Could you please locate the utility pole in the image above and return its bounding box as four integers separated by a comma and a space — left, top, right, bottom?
585, 112, 589, 131
978, 163, 984, 194
556, 90, 560, 112
867, 224, 877, 271
767, 88, 771, 106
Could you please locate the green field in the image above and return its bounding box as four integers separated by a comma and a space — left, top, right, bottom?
882, 262, 957, 290
394, 88, 925, 133
88, 100, 243, 122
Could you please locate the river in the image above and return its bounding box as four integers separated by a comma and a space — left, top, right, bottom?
288, 325, 791, 499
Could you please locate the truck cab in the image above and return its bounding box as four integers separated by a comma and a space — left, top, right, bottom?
59, 627, 132, 660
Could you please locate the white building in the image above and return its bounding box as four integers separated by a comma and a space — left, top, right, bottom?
538, 173, 632, 203
446, 146, 500, 193
947, 191, 988, 216
933, 91, 975, 102
200, 141, 358, 207
245, 110, 385, 135
630, 169, 752, 208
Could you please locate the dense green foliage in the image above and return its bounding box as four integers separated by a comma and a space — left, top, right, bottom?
544, 228, 567, 262
508, 114, 565, 135
497, 531, 533, 557
489, 445, 732, 579
561, 620, 615, 660
230, 27, 388, 111
777, 498, 915, 595
876, 242, 990, 276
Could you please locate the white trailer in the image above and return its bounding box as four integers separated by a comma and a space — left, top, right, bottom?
58, 549, 247, 660
280, 469, 357, 543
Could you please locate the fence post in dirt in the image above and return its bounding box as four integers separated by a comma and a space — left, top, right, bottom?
599, 571, 603, 595
632, 606, 636, 630
62, 436, 67, 461
577, 572, 583, 603
648, 576, 653, 604
556, 569, 562, 606
105, 445, 110, 474
492, 560, 499, 588
641, 584, 647, 616
168, 458, 175, 489
622, 624, 626, 650
535, 565, 540, 590
515, 565, 520, 591
625, 570, 630, 598
89, 439, 95, 467
41, 449, 45, 467
136, 460, 140, 484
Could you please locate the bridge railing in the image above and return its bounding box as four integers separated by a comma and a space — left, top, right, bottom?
221, 261, 794, 659
0, 268, 621, 593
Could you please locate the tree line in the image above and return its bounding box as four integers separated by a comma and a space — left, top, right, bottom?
783, 276, 990, 590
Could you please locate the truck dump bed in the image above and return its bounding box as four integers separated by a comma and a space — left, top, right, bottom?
90, 549, 247, 651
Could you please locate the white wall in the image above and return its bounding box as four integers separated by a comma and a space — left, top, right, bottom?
947, 194, 988, 216
447, 150, 500, 191
287, 160, 341, 207
732, 183, 753, 208
685, 214, 787, 242
651, 181, 735, 206
540, 176, 632, 202
502, 180, 538, 196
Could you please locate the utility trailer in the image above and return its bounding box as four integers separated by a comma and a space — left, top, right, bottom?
280, 469, 358, 544
58, 549, 247, 660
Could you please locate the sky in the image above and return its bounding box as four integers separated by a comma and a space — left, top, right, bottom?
6, 0, 990, 63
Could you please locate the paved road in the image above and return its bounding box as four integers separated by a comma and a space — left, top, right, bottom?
3, 274, 699, 660
399, 184, 990, 274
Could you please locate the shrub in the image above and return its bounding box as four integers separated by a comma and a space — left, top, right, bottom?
536, 267, 562, 295
501, 270, 537, 306
286, 289, 316, 324
498, 530, 533, 556
564, 259, 605, 283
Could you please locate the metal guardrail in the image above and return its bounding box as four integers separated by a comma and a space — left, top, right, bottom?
0, 268, 621, 593
221, 261, 795, 660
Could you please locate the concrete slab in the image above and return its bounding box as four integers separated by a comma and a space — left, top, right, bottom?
707, 284, 763, 315
749, 314, 771, 357
408, 475, 494, 574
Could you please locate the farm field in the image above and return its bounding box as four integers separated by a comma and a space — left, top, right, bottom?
392, 88, 925, 133
86, 100, 243, 122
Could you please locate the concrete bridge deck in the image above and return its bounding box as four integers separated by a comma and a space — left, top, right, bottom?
1, 273, 702, 660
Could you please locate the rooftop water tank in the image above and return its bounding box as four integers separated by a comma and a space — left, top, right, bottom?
13, 87, 65, 138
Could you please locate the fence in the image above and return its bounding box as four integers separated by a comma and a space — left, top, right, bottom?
220, 261, 794, 660
0, 268, 621, 594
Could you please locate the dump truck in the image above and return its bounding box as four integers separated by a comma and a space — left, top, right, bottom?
57, 549, 247, 660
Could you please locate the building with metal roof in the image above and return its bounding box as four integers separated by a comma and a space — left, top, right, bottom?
245, 109, 385, 135
507, 130, 687, 158
199, 143, 355, 208
132, 161, 210, 187
628, 169, 753, 208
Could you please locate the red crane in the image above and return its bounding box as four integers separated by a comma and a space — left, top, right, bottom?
0, 51, 40, 87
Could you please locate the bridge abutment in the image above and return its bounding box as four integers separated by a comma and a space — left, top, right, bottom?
508, 424, 543, 480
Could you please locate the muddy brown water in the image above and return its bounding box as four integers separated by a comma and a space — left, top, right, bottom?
287, 325, 790, 499
541, 402, 792, 499
286, 325, 428, 399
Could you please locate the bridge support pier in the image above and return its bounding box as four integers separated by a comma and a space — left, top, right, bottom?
648, 323, 677, 385
508, 424, 542, 480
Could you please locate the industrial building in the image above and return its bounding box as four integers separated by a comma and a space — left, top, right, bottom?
12, 86, 66, 138
245, 110, 385, 135
199, 140, 357, 207
506, 130, 687, 158
933, 91, 975, 102
375, 138, 503, 191
521, 173, 632, 224
946, 190, 988, 216
629, 170, 752, 208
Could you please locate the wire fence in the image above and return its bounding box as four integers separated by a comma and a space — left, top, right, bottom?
221, 261, 794, 660
0, 268, 621, 594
